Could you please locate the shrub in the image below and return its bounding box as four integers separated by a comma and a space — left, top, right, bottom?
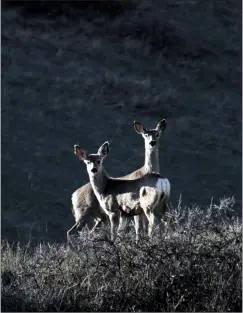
1, 198, 242, 312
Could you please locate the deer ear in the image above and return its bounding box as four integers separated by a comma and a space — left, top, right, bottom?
98, 141, 109, 157
156, 119, 166, 132
74, 145, 88, 161
134, 121, 145, 134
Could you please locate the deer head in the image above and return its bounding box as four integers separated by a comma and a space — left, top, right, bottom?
134, 119, 166, 148
74, 141, 110, 177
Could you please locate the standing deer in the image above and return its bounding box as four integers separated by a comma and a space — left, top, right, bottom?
73, 141, 170, 241
67, 119, 167, 242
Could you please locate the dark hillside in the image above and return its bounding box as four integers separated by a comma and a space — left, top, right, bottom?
2, 0, 242, 243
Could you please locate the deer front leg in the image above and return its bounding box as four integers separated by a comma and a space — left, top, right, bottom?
117, 214, 127, 238
109, 212, 119, 241
134, 215, 142, 243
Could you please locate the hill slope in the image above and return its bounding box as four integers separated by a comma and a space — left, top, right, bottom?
2, 0, 242, 243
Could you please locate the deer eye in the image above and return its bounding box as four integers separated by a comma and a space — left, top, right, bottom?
155, 133, 159, 138
145, 134, 148, 137
87, 160, 91, 164
97, 160, 101, 164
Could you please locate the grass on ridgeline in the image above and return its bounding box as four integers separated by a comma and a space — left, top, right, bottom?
1, 197, 242, 312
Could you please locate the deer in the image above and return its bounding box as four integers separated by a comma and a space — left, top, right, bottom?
67, 119, 167, 242
73, 141, 170, 241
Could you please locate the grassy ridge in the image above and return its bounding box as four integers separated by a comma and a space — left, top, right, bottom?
2, 198, 242, 312
2, 3, 241, 311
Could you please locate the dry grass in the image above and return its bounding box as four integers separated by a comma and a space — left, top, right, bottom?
1, 198, 242, 312
2, 4, 241, 310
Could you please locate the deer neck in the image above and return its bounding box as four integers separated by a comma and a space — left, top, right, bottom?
144, 143, 160, 173
88, 167, 108, 200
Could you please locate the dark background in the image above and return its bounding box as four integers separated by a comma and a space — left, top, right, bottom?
2, 0, 242, 244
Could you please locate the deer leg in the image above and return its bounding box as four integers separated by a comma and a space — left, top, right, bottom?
159, 200, 169, 236
109, 213, 119, 241
142, 208, 156, 239
160, 213, 170, 236
142, 213, 148, 235
67, 222, 80, 244
157, 218, 165, 237
89, 217, 102, 235
117, 214, 127, 238
142, 210, 150, 237
134, 215, 142, 242
148, 213, 155, 238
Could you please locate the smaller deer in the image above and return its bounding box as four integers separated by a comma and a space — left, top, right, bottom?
74, 142, 170, 241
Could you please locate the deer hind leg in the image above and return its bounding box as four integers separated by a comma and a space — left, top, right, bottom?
159, 198, 169, 235
89, 217, 102, 235
134, 216, 140, 243
160, 203, 168, 235
142, 208, 156, 239
140, 187, 158, 239
141, 213, 148, 235
134, 215, 144, 242
148, 212, 156, 238
67, 222, 80, 245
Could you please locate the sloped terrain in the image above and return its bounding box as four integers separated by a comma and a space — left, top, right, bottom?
1, 0, 242, 243
1, 198, 242, 311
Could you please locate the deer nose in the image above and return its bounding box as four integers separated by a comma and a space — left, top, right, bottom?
150, 140, 156, 147
91, 168, 97, 173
